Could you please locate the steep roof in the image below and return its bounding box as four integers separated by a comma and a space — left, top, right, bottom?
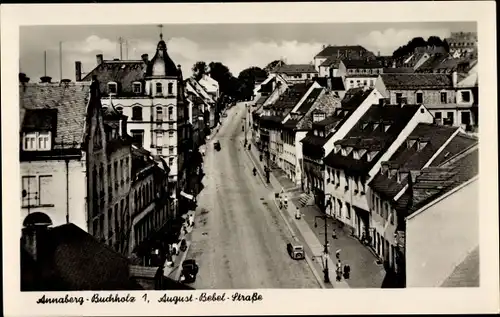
380, 73, 453, 90
295, 89, 342, 131
145, 40, 179, 78
295, 88, 323, 114
19, 82, 90, 150
314, 77, 345, 91
22, 108, 58, 133
272, 64, 317, 75
81, 60, 146, 97
315, 45, 370, 58
341, 59, 382, 69
415, 53, 449, 71
320, 56, 341, 68
341, 87, 373, 109
430, 133, 478, 167
323, 104, 422, 174
369, 124, 460, 200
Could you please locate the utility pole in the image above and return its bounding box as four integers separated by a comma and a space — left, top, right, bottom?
59, 42, 63, 82
315, 193, 332, 284
44, 50, 47, 76
118, 37, 124, 60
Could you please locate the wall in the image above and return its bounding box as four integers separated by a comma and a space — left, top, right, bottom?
344, 76, 378, 90
406, 178, 479, 287
427, 108, 476, 128
314, 57, 327, 71
388, 89, 456, 106
20, 159, 87, 232
280, 72, 318, 83
295, 131, 307, 186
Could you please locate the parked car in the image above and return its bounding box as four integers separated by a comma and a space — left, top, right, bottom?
180, 259, 199, 283
287, 242, 305, 260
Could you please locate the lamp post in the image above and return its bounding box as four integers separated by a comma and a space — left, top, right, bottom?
314, 193, 333, 283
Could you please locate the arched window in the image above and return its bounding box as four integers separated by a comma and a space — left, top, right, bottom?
168, 83, 174, 95
156, 107, 162, 121
132, 106, 142, 120
168, 106, 174, 120
115, 106, 123, 114
156, 83, 163, 95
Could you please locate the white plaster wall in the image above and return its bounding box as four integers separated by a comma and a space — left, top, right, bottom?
406, 179, 479, 287
20, 159, 87, 231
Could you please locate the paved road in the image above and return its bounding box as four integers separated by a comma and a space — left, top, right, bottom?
186, 102, 320, 289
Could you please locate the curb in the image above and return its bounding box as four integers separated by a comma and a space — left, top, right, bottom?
241, 140, 269, 188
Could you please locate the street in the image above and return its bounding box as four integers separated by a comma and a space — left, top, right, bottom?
186, 102, 320, 289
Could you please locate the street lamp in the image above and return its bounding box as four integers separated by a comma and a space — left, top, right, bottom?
314, 193, 333, 283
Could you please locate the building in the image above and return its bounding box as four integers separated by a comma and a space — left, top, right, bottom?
197, 73, 220, 100
398, 145, 479, 287
20, 218, 192, 291
338, 59, 383, 90
375, 73, 476, 130
446, 32, 478, 58
322, 101, 434, 240
368, 124, 475, 275
313, 45, 373, 72
301, 87, 383, 208
270, 64, 318, 83
19, 76, 89, 231
78, 35, 190, 199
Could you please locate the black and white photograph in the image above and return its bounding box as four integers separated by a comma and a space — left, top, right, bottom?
2, 2, 498, 316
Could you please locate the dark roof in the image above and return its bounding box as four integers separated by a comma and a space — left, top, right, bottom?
272, 82, 312, 110
407, 147, 478, 214
314, 77, 345, 91
82, 60, 146, 97
341, 88, 373, 109
22, 108, 58, 133
380, 73, 453, 90
382, 67, 415, 74
145, 40, 179, 78
23, 212, 53, 227
315, 45, 370, 58
320, 56, 341, 68
341, 59, 382, 69
272, 64, 317, 74
369, 124, 459, 200
20, 83, 90, 150
324, 104, 422, 174
430, 133, 478, 166
415, 53, 449, 71
295, 88, 323, 114
21, 223, 141, 291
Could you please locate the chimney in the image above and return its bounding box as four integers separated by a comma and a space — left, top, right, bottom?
75, 61, 82, 81
96, 54, 103, 65
378, 51, 381, 57
452, 71, 458, 88
177, 64, 183, 80
40, 76, 52, 83
19, 73, 30, 83
322, 44, 326, 49
141, 54, 149, 63
21, 214, 52, 262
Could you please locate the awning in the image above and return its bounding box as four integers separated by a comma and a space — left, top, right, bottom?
180, 191, 195, 201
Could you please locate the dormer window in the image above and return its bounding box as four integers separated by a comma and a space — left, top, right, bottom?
417, 140, 428, 151
132, 82, 142, 94
341, 148, 347, 156
23, 131, 51, 151
353, 150, 360, 160
384, 124, 391, 132
373, 123, 380, 131
319, 131, 324, 137
313, 112, 326, 122
346, 147, 353, 156
362, 123, 368, 130
334, 144, 341, 153
367, 151, 379, 162
108, 82, 118, 95
358, 149, 367, 158
156, 83, 163, 96
314, 130, 318, 136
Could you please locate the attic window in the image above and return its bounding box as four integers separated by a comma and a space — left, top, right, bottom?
115, 106, 123, 114
367, 151, 379, 162
314, 130, 318, 136
108, 82, 117, 94
23, 131, 51, 151
407, 139, 416, 149
358, 149, 367, 158
133, 82, 142, 94
353, 150, 360, 160
341, 148, 347, 156
334, 145, 341, 154
373, 123, 380, 131
389, 168, 397, 178
346, 147, 353, 156
362, 123, 368, 130
417, 140, 428, 151
384, 124, 391, 132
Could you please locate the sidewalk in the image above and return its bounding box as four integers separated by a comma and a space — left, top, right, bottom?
163, 211, 195, 280
248, 141, 385, 288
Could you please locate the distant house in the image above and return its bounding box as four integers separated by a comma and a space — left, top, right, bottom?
446, 32, 478, 58
197, 74, 220, 100
20, 217, 192, 291
313, 45, 374, 72
270, 64, 318, 83
19, 77, 89, 231
338, 59, 383, 90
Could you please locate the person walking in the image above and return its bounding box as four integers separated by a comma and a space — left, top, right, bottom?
336, 260, 343, 281
336, 249, 341, 259
344, 263, 351, 279
332, 229, 337, 239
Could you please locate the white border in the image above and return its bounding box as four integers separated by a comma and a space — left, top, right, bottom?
2, 2, 498, 316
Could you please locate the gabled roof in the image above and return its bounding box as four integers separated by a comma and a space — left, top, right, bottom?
295, 88, 323, 114
272, 64, 317, 74
430, 133, 478, 167
341, 88, 373, 109
369, 124, 460, 200
20, 83, 90, 150
341, 59, 382, 69
323, 104, 422, 174
315, 45, 370, 58
314, 77, 345, 91
81, 60, 146, 96
380, 73, 453, 90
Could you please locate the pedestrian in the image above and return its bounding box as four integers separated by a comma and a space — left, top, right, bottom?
344, 263, 351, 279
336, 260, 343, 281
336, 249, 341, 259
332, 229, 337, 239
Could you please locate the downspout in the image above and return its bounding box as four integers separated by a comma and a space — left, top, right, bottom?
66, 159, 70, 223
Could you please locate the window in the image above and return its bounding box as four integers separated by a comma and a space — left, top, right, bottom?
363, 80, 367, 86
461, 91, 471, 102
156, 83, 163, 95
168, 83, 174, 95
115, 106, 123, 114
461, 112, 471, 125
114, 204, 119, 236
132, 106, 143, 120
440, 91, 447, 103
156, 132, 163, 147
133, 82, 141, 94
24, 132, 51, 151
168, 107, 174, 120
369, 80, 374, 87
108, 82, 117, 94
157, 148, 163, 155
346, 203, 351, 219
169, 131, 174, 138
416, 92, 423, 104
131, 130, 144, 147
307, 73, 311, 79
23, 132, 36, 151
169, 157, 174, 166
447, 112, 454, 124
390, 208, 395, 225
156, 107, 162, 121
395, 93, 403, 104
435, 111, 442, 119
169, 146, 174, 154
21, 176, 37, 207
120, 159, 124, 185
337, 199, 342, 217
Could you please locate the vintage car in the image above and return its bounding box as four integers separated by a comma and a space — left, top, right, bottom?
180, 259, 199, 283
287, 242, 305, 260
179, 239, 188, 252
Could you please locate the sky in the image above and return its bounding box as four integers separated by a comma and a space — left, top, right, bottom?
19, 22, 476, 82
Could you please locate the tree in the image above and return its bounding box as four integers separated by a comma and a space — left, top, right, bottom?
237, 67, 268, 100
427, 36, 443, 48
264, 59, 285, 73
392, 36, 448, 60
192, 61, 208, 81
